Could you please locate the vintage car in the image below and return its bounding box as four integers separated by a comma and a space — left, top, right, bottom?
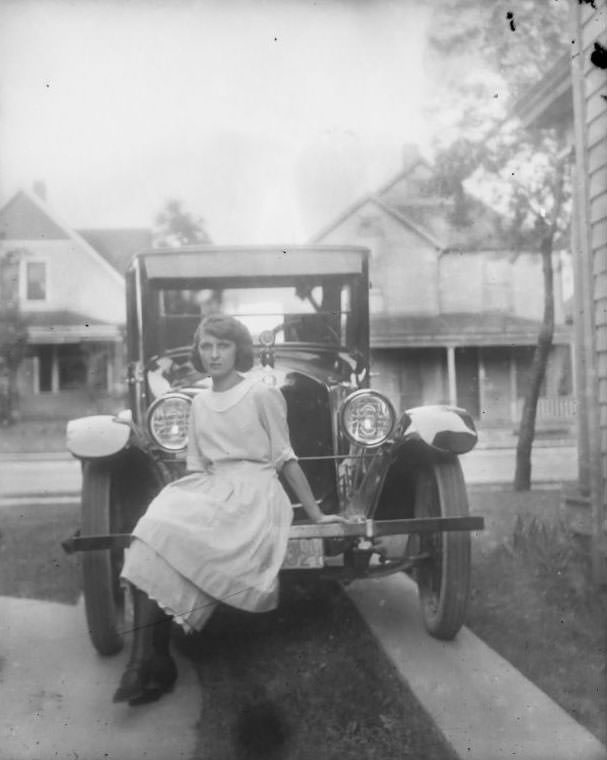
63, 245, 483, 656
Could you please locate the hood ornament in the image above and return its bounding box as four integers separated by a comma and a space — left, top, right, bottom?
258, 329, 276, 368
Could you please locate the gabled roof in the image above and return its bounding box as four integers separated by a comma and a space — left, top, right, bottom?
392, 196, 515, 252
78, 228, 152, 275
374, 153, 434, 198
310, 194, 443, 250
311, 149, 517, 253
371, 311, 572, 348
0, 191, 67, 240
0, 190, 124, 287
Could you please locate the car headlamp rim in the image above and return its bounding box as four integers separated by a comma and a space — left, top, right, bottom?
339, 389, 396, 447
146, 392, 192, 452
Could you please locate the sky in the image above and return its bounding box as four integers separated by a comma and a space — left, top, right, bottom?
0, 0, 433, 244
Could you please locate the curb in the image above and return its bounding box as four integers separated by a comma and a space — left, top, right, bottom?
0, 451, 73, 461
0, 490, 80, 500
347, 574, 607, 760
0, 482, 573, 503
0, 495, 80, 508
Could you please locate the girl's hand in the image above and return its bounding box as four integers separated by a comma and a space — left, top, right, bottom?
314, 513, 348, 524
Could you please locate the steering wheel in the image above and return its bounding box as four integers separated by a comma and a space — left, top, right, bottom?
265, 315, 340, 344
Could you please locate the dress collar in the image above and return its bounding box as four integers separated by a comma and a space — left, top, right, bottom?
201, 375, 256, 412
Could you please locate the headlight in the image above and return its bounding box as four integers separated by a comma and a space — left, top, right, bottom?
340, 390, 395, 447
147, 393, 192, 451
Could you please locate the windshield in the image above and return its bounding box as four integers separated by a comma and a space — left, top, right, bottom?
148, 275, 360, 357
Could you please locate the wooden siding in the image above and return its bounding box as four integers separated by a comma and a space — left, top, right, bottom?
568, 0, 607, 566
586, 87, 607, 124
590, 192, 607, 224
584, 63, 607, 97
587, 110, 607, 147
316, 198, 440, 315
581, 3, 607, 44
583, 1, 607, 535
589, 166, 607, 201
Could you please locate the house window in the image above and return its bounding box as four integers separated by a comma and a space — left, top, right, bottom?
26, 262, 47, 300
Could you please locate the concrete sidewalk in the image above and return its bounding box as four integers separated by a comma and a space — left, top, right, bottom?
347, 574, 607, 760
0, 596, 200, 760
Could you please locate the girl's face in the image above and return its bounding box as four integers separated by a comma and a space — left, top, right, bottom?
197, 331, 238, 379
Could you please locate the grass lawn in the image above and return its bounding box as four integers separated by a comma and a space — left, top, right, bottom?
0, 501, 81, 603
467, 487, 606, 745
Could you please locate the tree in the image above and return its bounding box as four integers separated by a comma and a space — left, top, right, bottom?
153, 199, 212, 248
425, 0, 571, 490
0, 250, 28, 424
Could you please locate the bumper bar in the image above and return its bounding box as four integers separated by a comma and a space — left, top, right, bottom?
62, 515, 484, 555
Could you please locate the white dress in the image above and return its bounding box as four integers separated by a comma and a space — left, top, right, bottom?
120, 377, 296, 632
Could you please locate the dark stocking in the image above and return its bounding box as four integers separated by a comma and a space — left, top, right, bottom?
113, 586, 177, 705
152, 608, 173, 656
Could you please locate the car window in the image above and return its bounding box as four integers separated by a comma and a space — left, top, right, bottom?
155, 278, 354, 352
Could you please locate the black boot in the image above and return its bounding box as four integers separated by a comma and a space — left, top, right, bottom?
152, 608, 173, 656
113, 588, 177, 706
149, 607, 178, 699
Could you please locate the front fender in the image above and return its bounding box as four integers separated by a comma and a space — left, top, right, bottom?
66, 415, 131, 459
397, 405, 477, 454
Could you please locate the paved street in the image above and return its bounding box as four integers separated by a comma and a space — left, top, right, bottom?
0, 443, 578, 501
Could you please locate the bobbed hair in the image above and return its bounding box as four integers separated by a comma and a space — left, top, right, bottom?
190, 314, 255, 373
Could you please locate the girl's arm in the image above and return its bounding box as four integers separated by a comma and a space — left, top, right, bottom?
281, 460, 346, 524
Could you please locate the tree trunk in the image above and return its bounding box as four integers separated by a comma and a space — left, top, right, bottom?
514, 233, 555, 490
513, 157, 566, 491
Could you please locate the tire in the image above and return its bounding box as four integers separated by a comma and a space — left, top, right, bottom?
81, 460, 125, 656
414, 456, 471, 641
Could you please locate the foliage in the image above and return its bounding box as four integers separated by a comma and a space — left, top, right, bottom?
425, 0, 570, 143
425, 0, 573, 489
154, 198, 212, 248
0, 250, 28, 424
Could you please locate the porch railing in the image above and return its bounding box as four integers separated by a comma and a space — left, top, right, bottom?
516, 395, 576, 421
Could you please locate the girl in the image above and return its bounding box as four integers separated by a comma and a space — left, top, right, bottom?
114, 313, 345, 705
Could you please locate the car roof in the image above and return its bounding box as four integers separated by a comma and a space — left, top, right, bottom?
131, 245, 369, 280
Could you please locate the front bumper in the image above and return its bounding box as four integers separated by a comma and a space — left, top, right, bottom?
62, 515, 484, 554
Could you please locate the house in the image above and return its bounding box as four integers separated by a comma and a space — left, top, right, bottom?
312, 149, 574, 432
0, 187, 151, 419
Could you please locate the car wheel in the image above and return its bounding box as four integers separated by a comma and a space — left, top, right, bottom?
414, 456, 471, 641
81, 460, 126, 656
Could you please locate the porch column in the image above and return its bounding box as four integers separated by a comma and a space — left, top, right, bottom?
509, 348, 518, 424
446, 346, 457, 406
32, 355, 40, 395
51, 345, 59, 392
478, 349, 486, 418
106, 348, 114, 393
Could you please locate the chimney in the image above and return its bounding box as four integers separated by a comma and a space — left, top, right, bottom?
33, 181, 47, 201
